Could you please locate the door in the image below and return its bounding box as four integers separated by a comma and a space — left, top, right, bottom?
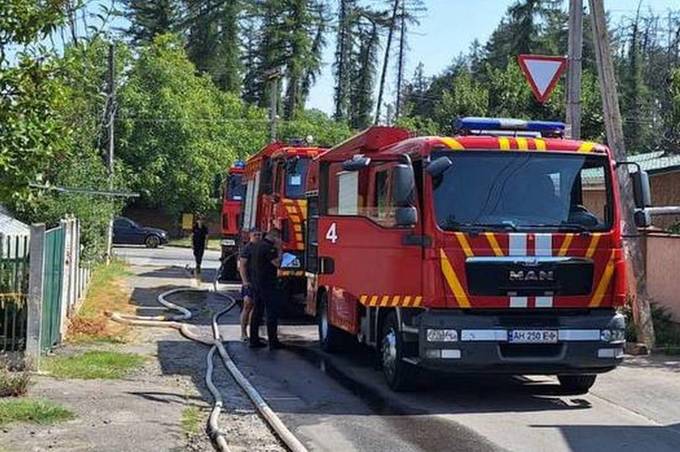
318, 162, 423, 329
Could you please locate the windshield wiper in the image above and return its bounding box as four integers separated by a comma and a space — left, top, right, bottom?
443, 220, 518, 232
527, 223, 591, 233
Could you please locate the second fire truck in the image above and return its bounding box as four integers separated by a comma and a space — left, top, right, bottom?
303, 118, 652, 392
241, 140, 326, 309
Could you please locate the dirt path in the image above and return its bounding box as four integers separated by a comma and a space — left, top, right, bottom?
2, 264, 283, 452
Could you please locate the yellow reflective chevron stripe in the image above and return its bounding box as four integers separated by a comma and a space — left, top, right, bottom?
578, 142, 597, 153
558, 233, 574, 257
485, 232, 503, 256
534, 138, 546, 150
516, 137, 528, 150
585, 233, 602, 258
441, 137, 465, 150
455, 232, 473, 258
589, 250, 616, 307
439, 248, 471, 308
499, 137, 511, 150
357, 294, 422, 307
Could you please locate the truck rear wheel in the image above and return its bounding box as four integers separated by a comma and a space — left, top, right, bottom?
380, 312, 416, 391
558, 374, 597, 394
318, 293, 343, 353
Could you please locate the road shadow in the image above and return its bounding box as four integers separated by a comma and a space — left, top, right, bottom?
532, 422, 680, 451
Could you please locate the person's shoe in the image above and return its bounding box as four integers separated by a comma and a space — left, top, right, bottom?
241, 334, 249, 342
269, 341, 284, 350
249, 340, 267, 349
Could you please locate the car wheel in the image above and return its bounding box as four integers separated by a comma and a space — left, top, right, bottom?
380, 312, 416, 391
145, 235, 160, 248
318, 292, 343, 353
558, 374, 597, 394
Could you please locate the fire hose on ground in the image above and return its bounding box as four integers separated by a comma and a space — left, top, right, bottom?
108, 253, 309, 452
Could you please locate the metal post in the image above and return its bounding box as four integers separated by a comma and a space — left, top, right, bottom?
105, 43, 116, 263
26, 224, 46, 369
567, 0, 584, 139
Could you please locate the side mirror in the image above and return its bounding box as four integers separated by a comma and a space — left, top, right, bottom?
634, 209, 651, 229
392, 163, 416, 207
342, 155, 371, 171
426, 156, 453, 177
395, 206, 418, 227
631, 170, 651, 208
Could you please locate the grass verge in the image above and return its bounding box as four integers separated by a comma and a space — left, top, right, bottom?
0, 398, 74, 426
181, 406, 203, 436
167, 237, 221, 251
68, 259, 133, 343
44, 350, 145, 380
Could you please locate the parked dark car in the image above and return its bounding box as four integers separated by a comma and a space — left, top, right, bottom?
113, 217, 168, 248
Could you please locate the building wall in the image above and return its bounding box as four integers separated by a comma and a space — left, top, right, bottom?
122, 207, 221, 238
645, 233, 680, 322
583, 170, 680, 231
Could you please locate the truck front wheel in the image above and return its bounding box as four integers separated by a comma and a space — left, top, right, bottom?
380, 312, 416, 391
318, 293, 343, 353
558, 374, 597, 394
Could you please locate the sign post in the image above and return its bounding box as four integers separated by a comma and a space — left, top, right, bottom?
517, 54, 567, 104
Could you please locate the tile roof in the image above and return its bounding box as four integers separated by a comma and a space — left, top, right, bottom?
583, 151, 680, 186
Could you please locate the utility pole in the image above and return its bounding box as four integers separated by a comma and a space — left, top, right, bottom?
566, 0, 583, 139
589, 0, 655, 349
105, 43, 116, 264
266, 68, 283, 142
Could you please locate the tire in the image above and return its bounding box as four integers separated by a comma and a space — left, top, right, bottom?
318, 293, 343, 353
145, 235, 160, 248
380, 312, 416, 391
558, 374, 597, 394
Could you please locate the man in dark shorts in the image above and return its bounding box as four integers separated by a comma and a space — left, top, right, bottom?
249, 228, 283, 349
238, 229, 261, 342
192, 218, 209, 274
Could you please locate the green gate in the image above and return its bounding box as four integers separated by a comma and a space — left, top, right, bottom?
41, 226, 64, 351
0, 235, 29, 352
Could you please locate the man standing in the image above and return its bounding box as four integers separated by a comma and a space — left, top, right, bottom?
238, 229, 261, 342
249, 228, 283, 349
192, 217, 209, 274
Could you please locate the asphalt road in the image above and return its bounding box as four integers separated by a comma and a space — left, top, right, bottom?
114, 244, 221, 268
127, 247, 680, 452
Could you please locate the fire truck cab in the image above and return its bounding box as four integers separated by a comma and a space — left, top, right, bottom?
304, 118, 652, 392
242, 140, 325, 309
220, 161, 245, 280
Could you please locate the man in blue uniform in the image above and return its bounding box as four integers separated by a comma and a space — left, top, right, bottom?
249, 228, 283, 349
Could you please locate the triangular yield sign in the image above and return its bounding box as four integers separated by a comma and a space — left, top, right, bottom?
517, 54, 567, 104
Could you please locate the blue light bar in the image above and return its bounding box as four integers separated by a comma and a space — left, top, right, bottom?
457, 117, 566, 134
233, 160, 245, 169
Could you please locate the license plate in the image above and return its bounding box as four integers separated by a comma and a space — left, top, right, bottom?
508, 329, 558, 344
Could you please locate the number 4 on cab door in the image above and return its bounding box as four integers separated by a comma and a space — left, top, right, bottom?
326, 223, 338, 243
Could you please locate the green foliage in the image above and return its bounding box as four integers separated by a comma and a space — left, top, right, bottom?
0, 1, 66, 60
117, 34, 267, 217
44, 350, 145, 379
279, 109, 352, 147
0, 398, 75, 426
120, 0, 178, 45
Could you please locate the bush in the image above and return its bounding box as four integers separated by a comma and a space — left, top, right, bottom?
0, 359, 31, 397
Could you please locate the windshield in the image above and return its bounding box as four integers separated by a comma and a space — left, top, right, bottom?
431, 151, 613, 232
285, 158, 310, 199
225, 173, 244, 201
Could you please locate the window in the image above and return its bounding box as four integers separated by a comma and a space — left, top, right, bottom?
225, 174, 244, 201
370, 170, 396, 227
285, 158, 310, 199
431, 151, 613, 232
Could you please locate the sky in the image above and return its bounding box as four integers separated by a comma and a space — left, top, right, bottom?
306, 0, 680, 115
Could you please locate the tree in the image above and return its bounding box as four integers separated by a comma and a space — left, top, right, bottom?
117, 34, 266, 217
121, 0, 178, 45
333, 0, 356, 120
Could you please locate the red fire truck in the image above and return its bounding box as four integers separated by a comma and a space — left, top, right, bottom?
219, 161, 246, 280
304, 117, 652, 392
241, 140, 325, 309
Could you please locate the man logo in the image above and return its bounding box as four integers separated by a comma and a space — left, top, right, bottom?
509, 270, 554, 282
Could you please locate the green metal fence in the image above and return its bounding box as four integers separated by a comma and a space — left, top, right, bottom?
41, 226, 65, 351
0, 234, 29, 352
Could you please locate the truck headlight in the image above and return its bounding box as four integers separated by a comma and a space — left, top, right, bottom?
601, 329, 625, 343
426, 329, 458, 342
